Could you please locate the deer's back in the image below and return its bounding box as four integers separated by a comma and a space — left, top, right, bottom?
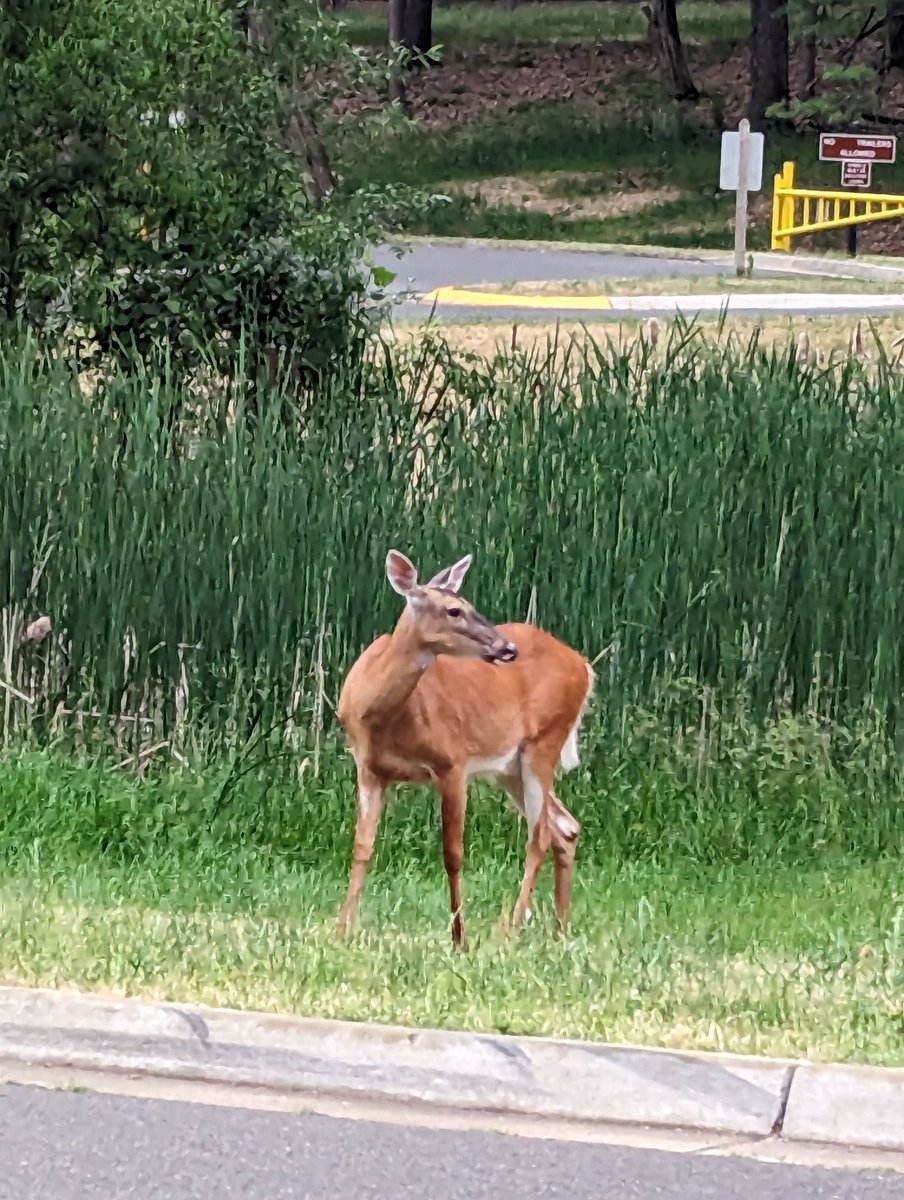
429, 622, 592, 740
339, 623, 591, 785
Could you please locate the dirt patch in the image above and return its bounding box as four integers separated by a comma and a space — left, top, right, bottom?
392, 315, 904, 362
344, 36, 904, 135
442, 172, 773, 241
447, 173, 682, 218
340, 40, 717, 126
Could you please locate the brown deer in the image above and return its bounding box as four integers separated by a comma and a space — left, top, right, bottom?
336, 550, 594, 947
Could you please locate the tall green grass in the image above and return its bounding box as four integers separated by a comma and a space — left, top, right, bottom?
1, 326, 904, 803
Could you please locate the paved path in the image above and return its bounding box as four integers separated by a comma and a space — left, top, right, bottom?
373, 242, 756, 293
373, 241, 904, 322
2, 1083, 902, 1200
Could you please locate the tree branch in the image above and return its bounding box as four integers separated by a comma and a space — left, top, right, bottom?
244, 7, 337, 207
839, 7, 885, 67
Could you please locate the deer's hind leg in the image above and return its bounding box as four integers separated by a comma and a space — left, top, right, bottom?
546, 790, 581, 932
504, 738, 580, 933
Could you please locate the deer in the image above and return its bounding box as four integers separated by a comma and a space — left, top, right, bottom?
335, 549, 595, 948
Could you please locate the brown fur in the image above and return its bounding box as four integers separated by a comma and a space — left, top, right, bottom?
336, 551, 593, 947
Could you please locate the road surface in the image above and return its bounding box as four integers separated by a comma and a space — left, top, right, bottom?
373, 242, 750, 294
2, 1083, 901, 1200
372, 241, 904, 322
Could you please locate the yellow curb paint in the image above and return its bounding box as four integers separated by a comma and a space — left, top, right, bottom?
422, 287, 613, 311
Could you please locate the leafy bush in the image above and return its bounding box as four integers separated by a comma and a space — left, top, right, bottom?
0, 0, 405, 375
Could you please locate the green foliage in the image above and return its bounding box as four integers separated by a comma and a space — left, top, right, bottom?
768, 0, 887, 126
768, 63, 882, 127
0, 0, 410, 374
0, 700, 899, 868
3, 327, 904, 777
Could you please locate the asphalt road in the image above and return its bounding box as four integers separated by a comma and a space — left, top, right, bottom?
372, 241, 904, 322
2, 1083, 902, 1200
372, 242, 741, 295
374, 241, 742, 322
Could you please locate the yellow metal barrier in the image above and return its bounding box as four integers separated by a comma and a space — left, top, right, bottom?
771, 160, 904, 251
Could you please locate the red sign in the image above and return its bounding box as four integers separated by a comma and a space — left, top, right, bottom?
841, 160, 872, 188
819, 133, 896, 163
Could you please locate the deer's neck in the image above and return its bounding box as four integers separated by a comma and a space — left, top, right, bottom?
359, 608, 434, 727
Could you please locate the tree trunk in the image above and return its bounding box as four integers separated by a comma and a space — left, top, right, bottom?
749, 0, 789, 121
800, 1, 817, 99
643, 0, 698, 101
401, 0, 433, 56
0, 215, 22, 321
243, 10, 336, 206
288, 105, 337, 208
888, 0, 904, 69
388, 0, 407, 109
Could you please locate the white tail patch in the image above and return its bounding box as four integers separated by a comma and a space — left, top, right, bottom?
558, 662, 595, 772
559, 727, 581, 772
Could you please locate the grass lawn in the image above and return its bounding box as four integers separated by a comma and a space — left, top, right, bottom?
1, 750, 902, 1065
338, 0, 853, 50
337, 2, 904, 255
341, 1, 751, 49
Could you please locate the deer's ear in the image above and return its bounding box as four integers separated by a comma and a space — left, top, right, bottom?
386, 550, 419, 596
426, 554, 473, 595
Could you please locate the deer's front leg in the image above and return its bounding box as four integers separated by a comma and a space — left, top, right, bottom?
337, 769, 385, 938
438, 769, 468, 949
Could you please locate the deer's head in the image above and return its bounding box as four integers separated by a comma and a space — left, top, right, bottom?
386, 549, 517, 665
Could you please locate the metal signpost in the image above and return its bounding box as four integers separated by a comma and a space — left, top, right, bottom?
819, 134, 897, 256
720, 120, 765, 276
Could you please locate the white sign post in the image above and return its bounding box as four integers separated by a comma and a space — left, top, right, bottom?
720, 120, 765, 277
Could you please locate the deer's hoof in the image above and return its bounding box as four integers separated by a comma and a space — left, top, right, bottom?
335, 909, 355, 941
509, 904, 531, 933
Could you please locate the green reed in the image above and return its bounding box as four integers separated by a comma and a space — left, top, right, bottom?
1, 324, 903, 774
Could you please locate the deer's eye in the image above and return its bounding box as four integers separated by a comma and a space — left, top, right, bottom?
447, 606, 462, 619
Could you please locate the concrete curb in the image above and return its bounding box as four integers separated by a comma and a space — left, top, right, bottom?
386, 236, 904, 283
1, 986, 903, 1151
606, 293, 904, 316
420, 287, 904, 319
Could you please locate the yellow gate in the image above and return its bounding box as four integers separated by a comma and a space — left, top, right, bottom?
771, 161, 904, 251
